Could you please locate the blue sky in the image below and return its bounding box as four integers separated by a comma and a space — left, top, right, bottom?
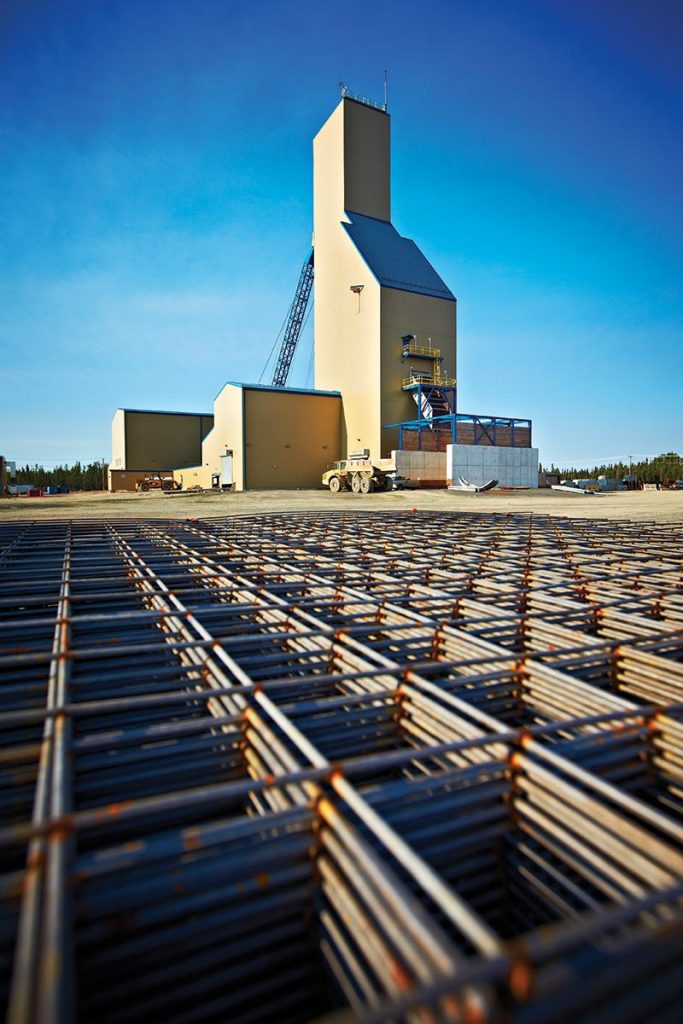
1, 0, 681, 468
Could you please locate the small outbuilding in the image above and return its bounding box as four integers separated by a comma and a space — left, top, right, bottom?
109, 408, 214, 491
173, 383, 342, 492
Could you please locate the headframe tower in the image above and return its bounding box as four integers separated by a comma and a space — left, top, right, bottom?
313, 91, 457, 457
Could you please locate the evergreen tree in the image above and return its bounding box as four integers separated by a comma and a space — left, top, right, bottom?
554, 453, 681, 483
15, 460, 108, 491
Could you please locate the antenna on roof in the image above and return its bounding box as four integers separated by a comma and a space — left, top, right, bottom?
383, 69, 388, 111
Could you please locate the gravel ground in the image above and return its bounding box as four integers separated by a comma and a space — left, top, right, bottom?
2, 487, 682, 523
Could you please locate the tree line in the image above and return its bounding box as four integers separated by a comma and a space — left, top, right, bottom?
541, 452, 683, 484
11, 452, 683, 490
13, 461, 108, 491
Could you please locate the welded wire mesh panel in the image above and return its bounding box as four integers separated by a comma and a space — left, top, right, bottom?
1, 509, 683, 1023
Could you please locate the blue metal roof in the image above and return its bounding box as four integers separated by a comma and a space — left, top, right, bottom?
342, 211, 455, 301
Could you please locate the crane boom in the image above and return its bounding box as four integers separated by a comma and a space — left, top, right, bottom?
271, 250, 314, 387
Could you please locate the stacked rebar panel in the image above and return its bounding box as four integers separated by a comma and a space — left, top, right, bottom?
1, 509, 683, 1023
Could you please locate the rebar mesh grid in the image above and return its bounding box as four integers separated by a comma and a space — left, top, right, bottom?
1, 509, 683, 1024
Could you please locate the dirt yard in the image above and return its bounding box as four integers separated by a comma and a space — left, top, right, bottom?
2, 487, 682, 523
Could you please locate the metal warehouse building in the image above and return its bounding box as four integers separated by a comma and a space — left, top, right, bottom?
109, 408, 213, 491
173, 383, 341, 492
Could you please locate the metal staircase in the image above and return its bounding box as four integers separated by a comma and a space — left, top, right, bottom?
403, 372, 456, 425
401, 337, 455, 423
417, 384, 452, 419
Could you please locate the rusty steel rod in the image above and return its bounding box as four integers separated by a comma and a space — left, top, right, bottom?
1, 509, 683, 1023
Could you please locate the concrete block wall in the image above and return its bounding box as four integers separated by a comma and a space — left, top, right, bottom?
392, 450, 447, 487
447, 444, 539, 488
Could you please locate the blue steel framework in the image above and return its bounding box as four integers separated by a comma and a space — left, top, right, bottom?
271, 251, 314, 388
389, 379, 532, 450
389, 412, 533, 450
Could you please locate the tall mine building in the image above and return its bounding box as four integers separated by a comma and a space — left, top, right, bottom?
313, 96, 457, 457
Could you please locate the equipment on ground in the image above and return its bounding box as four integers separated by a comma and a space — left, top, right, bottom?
136, 473, 180, 493
450, 476, 498, 493
322, 453, 399, 494
551, 483, 596, 495
271, 250, 314, 388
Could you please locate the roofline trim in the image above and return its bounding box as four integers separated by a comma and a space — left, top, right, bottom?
220, 382, 342, 398
343, 95, 390, 118
116, 408, 213, 417
380, 282, 456, 303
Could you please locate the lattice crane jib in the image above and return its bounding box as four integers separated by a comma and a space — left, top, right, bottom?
271, 250, 314, 388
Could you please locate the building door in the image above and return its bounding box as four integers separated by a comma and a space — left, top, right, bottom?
220, 452, 233, 488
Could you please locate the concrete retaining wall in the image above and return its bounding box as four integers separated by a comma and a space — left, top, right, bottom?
392, 450, 447, 487
447, 444, 539, 488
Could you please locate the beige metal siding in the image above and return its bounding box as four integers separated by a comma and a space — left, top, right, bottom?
244, 390, 341, 489
172, 465, 213, 490
198, 385, 245, 489
110, 409, 126, 470
124, 412, 210, 470
199, 415, 213, 442
313, 97, 456, 460
343, 99, 390, 221
313, 100, 383, 456
380, 289, 457, 456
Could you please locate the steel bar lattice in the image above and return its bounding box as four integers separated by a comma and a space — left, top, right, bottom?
1, 509, 683, 1024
